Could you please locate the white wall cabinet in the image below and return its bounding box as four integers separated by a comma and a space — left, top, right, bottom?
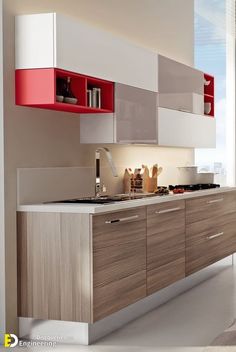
157, 108, 216, 148
16, 13, 216, 148
15, 13, 158, 92
80, 93, 216, 148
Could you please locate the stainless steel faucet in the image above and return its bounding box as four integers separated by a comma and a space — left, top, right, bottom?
95, 147, 118, 197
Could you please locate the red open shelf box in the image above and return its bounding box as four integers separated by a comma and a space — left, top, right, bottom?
204, 73, 214, 117
15, 68, 114, 114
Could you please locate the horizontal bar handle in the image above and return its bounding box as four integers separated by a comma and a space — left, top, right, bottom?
207, 198, 224, 204
155, 207, 181, 214
207, 232, 224, 240
105, 215, 139, 224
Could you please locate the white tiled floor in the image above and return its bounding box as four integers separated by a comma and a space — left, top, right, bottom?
3, 265, 236, 352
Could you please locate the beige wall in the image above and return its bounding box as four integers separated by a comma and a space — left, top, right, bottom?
0, 0, 5, 341
1, 0, 194, 338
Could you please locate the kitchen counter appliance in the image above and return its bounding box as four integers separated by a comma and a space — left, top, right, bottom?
169, 183, 220, 192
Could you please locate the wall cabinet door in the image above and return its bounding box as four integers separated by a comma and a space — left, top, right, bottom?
15, 13, 157, 91
158, 55, 204, 114
146, 200, 185, 295
92, 207, 147, 321
115, 83, 157, 143
157, 107, 216, 148
80, 83, 158, 144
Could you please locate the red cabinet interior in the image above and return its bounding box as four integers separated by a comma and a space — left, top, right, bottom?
15, 68, 114, 114
204, 73, 214, 117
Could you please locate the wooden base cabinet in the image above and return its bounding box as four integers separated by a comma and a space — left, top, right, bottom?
17, 207, 147, 323
147, 200, 186, 295
92, 207, 147, 321
17, 191, 236, 323
186, 192, 236, 275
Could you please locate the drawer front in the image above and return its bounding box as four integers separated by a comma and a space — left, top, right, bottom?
186, 192, 236, 224
186, 212, 236, 275
147, 200, 185, 236
94, 270, 146, 321
93, 238, 146, 288
92, 207, 147, 321
147, 200, 185, 295
147, 258, 185, 295
93, 207, 146, 248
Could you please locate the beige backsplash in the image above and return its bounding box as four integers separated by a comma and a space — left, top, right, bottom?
82, 145, 195, 188
17, 147, 194, 204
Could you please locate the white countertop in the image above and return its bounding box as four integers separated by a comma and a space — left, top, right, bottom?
17, 187, 236, 214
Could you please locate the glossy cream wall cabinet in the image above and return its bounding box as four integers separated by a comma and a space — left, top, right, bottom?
158, 55, 204, 114
15, 13, 158, 91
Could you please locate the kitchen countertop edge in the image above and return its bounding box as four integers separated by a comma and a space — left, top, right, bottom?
17, 187, 236, 214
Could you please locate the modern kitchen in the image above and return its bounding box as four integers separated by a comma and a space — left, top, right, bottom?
0, 0, 236, 351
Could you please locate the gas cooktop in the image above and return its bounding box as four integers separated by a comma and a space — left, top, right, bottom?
169, 183, 220, 192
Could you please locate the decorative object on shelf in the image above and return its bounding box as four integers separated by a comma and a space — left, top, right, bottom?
204, 102, 212, 115
56, 76, 78, 105
56, 95, 64, 102
87, 89, 92, 107
64, 76, 77, 104
204, 79, 211, 86
92, 87, 101, 108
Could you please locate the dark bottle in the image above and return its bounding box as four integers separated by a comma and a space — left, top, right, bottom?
64, 77, 76, 98
56, 77, 76, 98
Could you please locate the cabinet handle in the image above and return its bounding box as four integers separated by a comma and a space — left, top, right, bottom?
105, 215, 139, 224
207, 198, 224, 204
155, 207, 181, 214
207, 232, 224, 240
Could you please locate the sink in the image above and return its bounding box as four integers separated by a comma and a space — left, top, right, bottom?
47, 193, 158, 205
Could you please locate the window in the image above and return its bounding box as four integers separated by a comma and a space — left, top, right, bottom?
194, 0, 235, 185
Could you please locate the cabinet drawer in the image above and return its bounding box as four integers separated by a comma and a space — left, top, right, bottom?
93, 207, 146, 248
94, 270, 146, 321
186, 192, 236, 224
186, 212, 236, 275
147, 258, 185, 295
147, 200, 185, 236
93, 238, 146, 288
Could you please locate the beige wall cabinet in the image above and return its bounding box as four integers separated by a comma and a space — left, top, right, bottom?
147, 200, 185, 295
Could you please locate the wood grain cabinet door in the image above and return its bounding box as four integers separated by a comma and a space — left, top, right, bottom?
186, 192, 236, 275
147, 200, 185, 295
92, 207, 147, 321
